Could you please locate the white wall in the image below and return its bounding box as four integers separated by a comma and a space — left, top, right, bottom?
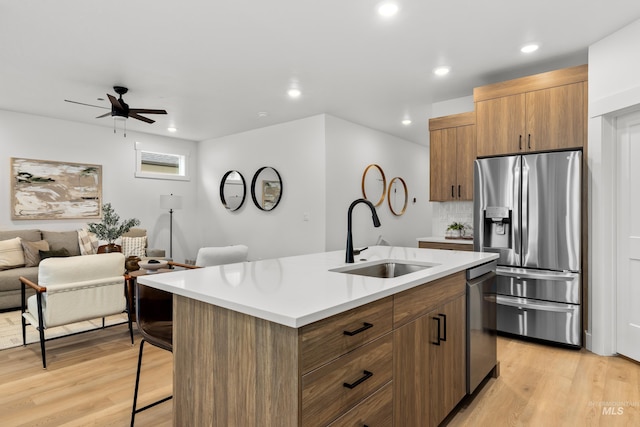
197, 115, 327, 261
325, 116, 431, 252
197, 114, 431, 261
588, 18, 640, 355
0, 109, 199, 263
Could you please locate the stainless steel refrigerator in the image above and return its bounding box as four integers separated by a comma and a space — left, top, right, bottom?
473, 150, 582, 347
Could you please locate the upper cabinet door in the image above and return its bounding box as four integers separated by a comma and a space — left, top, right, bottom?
430, 128, 458, 201
476, 94, 526, 157
456, 125, 476, 200
526, 82, 585, 152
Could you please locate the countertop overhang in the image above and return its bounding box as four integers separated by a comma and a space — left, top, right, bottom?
138, 246, 498, 328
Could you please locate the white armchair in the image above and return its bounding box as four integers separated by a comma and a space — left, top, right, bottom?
169, 245, 249, 269
20, 252, 132, 368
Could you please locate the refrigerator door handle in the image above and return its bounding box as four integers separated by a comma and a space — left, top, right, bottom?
496, 295, 578, 313
496, 267, 579, 282
513, 157, 522, 265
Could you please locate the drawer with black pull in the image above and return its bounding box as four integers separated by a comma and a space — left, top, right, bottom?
301, 333, 393, 427
300, 296, 393, 374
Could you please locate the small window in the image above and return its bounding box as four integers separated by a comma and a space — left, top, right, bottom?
135, 148, 190, 181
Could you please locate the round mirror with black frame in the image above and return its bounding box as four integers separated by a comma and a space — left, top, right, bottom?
361, 164, 386, 207
251, 166, 283, 211
220, 170, 247, 212
388, 176, 408, 216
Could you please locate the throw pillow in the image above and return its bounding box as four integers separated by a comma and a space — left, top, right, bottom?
77, 229, 99, 255
22, 240, 50, 267
39, 248, 71, 260
121, 236, 147, 258
0, 237, 26, 270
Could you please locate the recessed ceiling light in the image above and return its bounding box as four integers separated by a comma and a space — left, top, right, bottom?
377, 2, 399, 17
433, 66, 451, 76
167, 127, 177, 132
521, 44, 539, 53
257, 111, 269, 118
287, 88, 301, 98
402, 119, 412, 126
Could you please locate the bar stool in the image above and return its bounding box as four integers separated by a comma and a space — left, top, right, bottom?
130, 281, 173, 426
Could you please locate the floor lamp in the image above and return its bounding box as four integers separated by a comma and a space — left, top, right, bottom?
160, 194, 182, 259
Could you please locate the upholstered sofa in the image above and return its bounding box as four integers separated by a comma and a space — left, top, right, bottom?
0, 228, 163, 311
0, 229, 82, 311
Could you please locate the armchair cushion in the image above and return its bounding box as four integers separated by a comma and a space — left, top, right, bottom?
195, 245, 249, 267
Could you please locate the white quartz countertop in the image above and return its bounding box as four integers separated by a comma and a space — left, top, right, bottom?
138, 246, 497, 328
416, 236, 474, 245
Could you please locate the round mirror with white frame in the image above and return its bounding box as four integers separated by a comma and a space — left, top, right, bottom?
251, 166, 283, 211
361, 164, 386, 207
220, 170, 246, 211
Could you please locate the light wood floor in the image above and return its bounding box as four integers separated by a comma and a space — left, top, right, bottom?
0, 327, 639, 426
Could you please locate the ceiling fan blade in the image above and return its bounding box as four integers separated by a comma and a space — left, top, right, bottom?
64, 99, 109, 110
96, 112, 112, 118
107, 94, 123, 110
129, 108, 167, 115
129, 112, 155, 124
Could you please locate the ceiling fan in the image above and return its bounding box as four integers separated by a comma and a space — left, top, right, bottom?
64, 86, 167, 124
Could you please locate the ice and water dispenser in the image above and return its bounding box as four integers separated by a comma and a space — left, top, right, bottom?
482, 206, 512, 250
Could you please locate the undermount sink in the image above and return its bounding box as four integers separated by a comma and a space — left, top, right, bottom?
331, 260, 439, 278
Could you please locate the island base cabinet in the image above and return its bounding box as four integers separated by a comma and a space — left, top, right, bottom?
393, 295, 466, 427
173, 295, 300, 427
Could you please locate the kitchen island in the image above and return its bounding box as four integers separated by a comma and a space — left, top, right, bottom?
139, 246, 498, 426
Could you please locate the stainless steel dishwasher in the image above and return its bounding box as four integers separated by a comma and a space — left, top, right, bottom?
466, 260, 498, 394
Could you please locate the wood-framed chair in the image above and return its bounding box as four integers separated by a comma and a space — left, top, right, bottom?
20, 252, 133, 368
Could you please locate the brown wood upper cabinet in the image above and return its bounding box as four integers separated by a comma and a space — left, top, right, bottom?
429, 111, 476, 201
474, 64, 587, 158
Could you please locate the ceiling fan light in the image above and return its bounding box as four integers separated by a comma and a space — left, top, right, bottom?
114, 116, 127, 121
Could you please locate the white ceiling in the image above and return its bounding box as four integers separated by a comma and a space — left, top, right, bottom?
2, 1, 640, 146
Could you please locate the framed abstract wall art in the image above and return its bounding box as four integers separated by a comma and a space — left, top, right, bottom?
11, 157, 102, 220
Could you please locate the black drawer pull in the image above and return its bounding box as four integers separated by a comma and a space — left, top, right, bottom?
343, 322, 373, 336
343, 370, 373, 389
458, 185, 461, 198
438, 313, 447, 342
451, 185, 454, 198
519, 134, 522, 150
432, 316, 441, 345
528, 133, 531, 149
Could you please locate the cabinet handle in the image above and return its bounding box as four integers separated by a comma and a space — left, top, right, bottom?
343, 322, 373, 336
519, 134, 522, 150
438, 313, 447, 342
528, 133, 531, 149
451, 185, 454, 198
432, 316, 441, 345
458, 185, 461, 198
343, 370, 373, 389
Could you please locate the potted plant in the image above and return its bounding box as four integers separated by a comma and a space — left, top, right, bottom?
87, 203, 140, 253
446, 221, 465, 239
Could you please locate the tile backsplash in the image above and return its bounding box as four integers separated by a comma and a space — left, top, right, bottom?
432, 201, 474, 237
